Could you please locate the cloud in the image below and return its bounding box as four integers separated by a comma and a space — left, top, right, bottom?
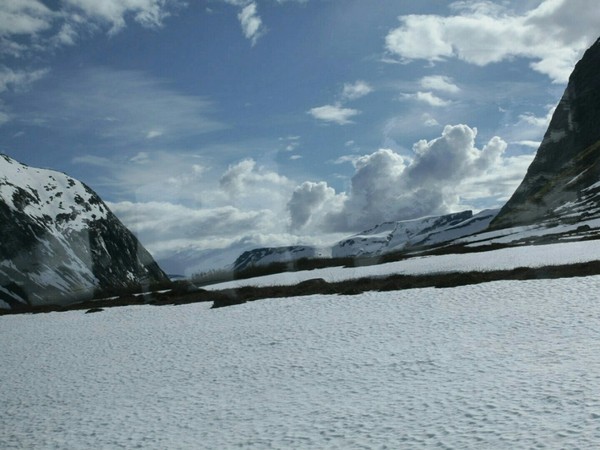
103, 155, 318, 272
0, 110, 10, 125
0, 66, 49, 125
279, 135, 300, 152
288, 124, 531, 232
237, 2, 265, 45
287, 181, 339, 229
63, 0, 175, 34
0, 67, 49, 93
518, 106, 555, 129
309, 79, 373, 126
385, 0, 600, 82
0, 0, 181, 57
400, 91, 451, 107
342, 81, 374, 101
308, 104, 360, 125
220, 158, 291, 196
19, 67, 224, 146
503, 104, 556, 144
421, 113, 439, 127
0, 0, 54, 36
90, 125, 531, 270
513, 140, 541, 149
73, 150, 216, 205
420, 75, 460, 93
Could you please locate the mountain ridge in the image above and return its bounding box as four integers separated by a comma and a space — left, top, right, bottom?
231, 209, 499, 272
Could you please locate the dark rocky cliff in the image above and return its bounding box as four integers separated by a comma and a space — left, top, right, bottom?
490, 37, 600, 229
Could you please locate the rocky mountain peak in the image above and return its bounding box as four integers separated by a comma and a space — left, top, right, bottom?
0, 155, 169, 310
491, 37, 600, 229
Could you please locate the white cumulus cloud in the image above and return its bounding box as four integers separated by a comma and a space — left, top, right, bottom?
385, 0, 600, 82
288, 124, 530, 232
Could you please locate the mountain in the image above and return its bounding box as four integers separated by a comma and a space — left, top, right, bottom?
332, 209, 497, 258
233, 246, 331, 272
231, 209, 498, 271
0, 155, 169, 310
491, 37, 600, 230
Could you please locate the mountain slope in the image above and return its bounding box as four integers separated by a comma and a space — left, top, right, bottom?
332, 209, 497, 258
233, 246, 331, 273
491, 37, 600, 229
0, 155, 169, 309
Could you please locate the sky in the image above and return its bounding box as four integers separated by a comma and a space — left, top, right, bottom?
1, 0, 600, 273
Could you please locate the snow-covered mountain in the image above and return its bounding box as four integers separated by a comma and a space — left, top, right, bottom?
333, 209, 498, 258
233, 245, 331, 272
492, 37, 600, 229
231, 209, 498, 271
0, 155, 169, 309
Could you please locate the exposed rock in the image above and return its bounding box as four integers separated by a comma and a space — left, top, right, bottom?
491, 37, 600, 229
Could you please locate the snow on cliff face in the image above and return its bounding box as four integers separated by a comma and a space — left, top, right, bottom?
0, 155, 168, 309
0, 154, 109, 230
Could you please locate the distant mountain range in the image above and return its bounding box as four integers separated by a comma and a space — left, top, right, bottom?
232, 209, 498, 272
0, 155, 168, 310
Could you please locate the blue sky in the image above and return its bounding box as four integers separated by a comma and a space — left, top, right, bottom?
1, 0, 600, 272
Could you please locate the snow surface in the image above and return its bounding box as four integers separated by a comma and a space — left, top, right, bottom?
205, 239, 600, 290
2, 276, 600, 448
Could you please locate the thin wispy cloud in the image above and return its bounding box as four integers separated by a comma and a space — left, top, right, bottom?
0, 67, 49, 94
309, 80, 373, 126
308, 104, 360, 125
63, 0, 175, 34
238, 2, 265, 45
342, 81, 373, 101
401, 91, 451, 107
420, 75, 460, 94
19, 67, 224, 146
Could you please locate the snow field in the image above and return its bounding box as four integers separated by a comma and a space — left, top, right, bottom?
205, 238, 600, 290
2, 276, 600, 448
